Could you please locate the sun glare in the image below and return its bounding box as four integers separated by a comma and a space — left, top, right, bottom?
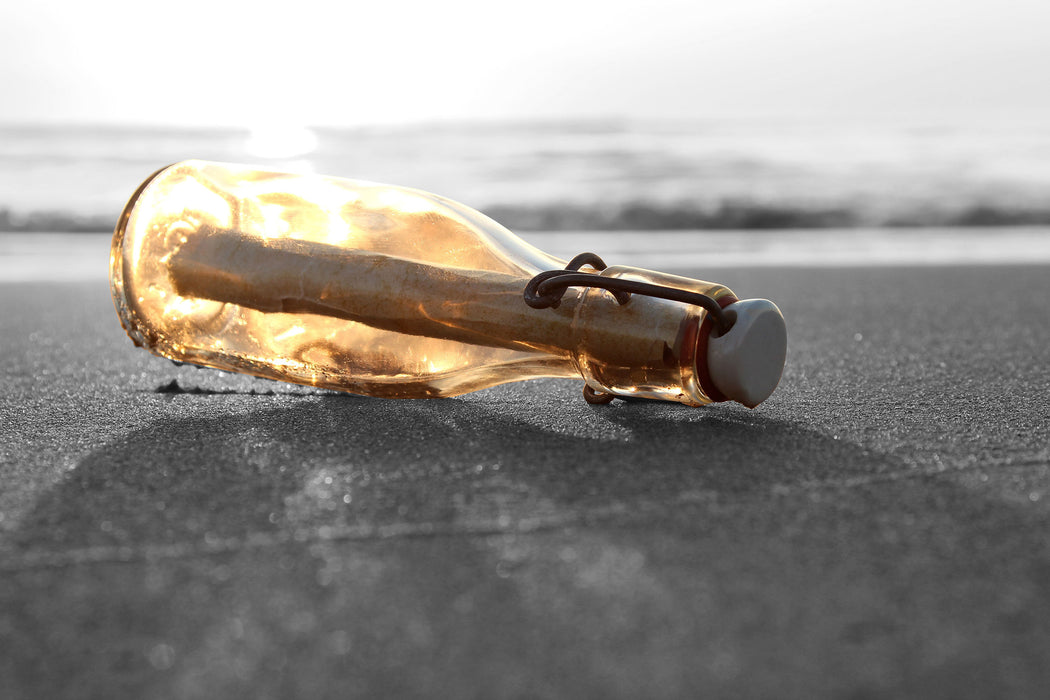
245, 125, 319, 160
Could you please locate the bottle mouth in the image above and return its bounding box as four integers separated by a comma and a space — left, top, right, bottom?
710, 307, 738, 338
694, 295, 739, 403
703, 298, 788, 408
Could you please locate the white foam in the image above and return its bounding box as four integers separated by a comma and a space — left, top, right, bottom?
3, 228, 1049, 283
527, 227, 1050, 268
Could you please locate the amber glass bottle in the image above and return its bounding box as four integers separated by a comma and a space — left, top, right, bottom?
111, 161, 785, 406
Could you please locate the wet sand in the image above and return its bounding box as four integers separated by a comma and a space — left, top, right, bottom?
2, 261, 1049, 698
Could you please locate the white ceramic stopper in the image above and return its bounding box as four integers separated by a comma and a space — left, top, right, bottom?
707, 298, 787, 408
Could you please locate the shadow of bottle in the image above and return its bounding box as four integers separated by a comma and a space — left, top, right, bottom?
7, 387, 1050, 699
8, 384, 910, 555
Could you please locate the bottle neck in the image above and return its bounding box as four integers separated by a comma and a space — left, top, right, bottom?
568, 266, 737, 406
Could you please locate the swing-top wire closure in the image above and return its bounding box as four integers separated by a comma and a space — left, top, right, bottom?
523, 253, 735, 335
523, 253, 738, 404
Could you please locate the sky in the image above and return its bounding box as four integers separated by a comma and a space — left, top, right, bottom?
1, 0, 1048, 128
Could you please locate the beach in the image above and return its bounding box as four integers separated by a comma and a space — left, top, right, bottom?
2, 233, 1048, 697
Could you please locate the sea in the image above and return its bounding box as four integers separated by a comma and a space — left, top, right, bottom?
2, 118, 1050, 278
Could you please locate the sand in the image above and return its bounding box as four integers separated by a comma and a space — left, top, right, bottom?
2, 262, 1049, 698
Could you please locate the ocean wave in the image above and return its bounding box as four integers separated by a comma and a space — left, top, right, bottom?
6, 200, 1050, 234
3, 119, 1050, 231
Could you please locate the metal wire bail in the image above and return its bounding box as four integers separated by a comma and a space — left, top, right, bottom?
523, 253, 735, 335
523, 252, 737, 404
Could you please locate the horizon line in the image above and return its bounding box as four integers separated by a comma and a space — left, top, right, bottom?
4, 109, 1050, 132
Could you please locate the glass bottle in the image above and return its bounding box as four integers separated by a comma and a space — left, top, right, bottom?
111, 160, 786, 407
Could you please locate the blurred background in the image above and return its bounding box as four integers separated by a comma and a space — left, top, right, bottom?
1, 0, 1049, 263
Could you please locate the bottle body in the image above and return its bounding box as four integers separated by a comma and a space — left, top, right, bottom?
111, 161, 735, 403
